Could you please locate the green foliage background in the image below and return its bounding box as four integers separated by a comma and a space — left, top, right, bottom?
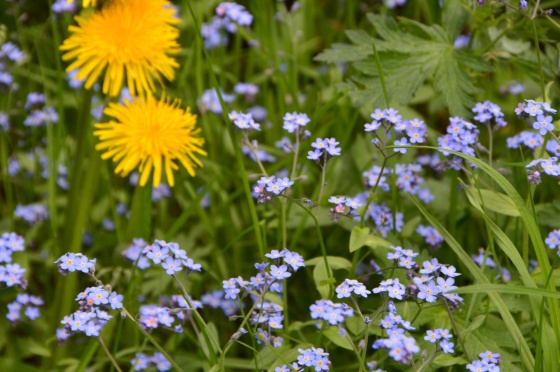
0, 0, 560, 371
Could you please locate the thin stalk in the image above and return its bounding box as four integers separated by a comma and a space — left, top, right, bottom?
122, 307, 184, 372
415, 350, 439, 372
98, 337, 123, 372
172, 275, 222, 361
242, 134, 268, 176
486, 124, 493, 169
282, 196, 334, 297
183, 0, 265, 258
315, 154, 328, 217
372, 42, 389, 107
221, 289, 270, 363
531, 21, 546, 100
531, 0, 542, 19
290, 129, 301, 180
443, 300, 469, 361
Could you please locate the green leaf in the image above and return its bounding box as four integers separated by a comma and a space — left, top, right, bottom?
323, 327, 354, 350
127, 183, 152, 240
432, 354, 468, 367
464, 187, 520, 217
453, 284, 560, 299
408, 194, 535, 369
313, 261, 334, 299
346, 316, 367, 336
401, 215, 421, 238
462, 315, 486, 339
267, 345, 311, 372
442, 0, 469, 40
349, 227, 393, 253
306, 256, 352, 270
410, 144, 560, 359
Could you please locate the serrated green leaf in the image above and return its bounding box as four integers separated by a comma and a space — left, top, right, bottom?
442, 0, 469, 40
317, 13, 490, 116
314, 43, 371, 63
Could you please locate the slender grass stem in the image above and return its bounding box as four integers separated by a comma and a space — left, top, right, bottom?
172, 275, 222, 362
531, 21, 546, 100
183, 0, 265, 259
443, 300, 469, 361
315, 154, 328, 217
122, 307, 184, 372
98, 337, 123, 372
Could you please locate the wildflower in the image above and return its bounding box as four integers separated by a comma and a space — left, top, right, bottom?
440, 265, 461, 278
417, 225, 444, 247
310, 299, 353, 326
440, 339, 454, 353
283, 251, 305, 271
308, 137, 341, 160
14, 204, 49, 224
533, 114, 554, 135
198, 88, 235, 114
55, 253, 96, 275
270, 265, 291, 280
162, 257, 183, 275
229, 111, 260, 131
60, 0, 180, 96
479, 350, 500, 364
419, 258, 440, 274
425, 329, 441, 343
108, 292, 123, 309
417, 281, 441, 302
94, 95, 206, 187
394, 137, 409, 154
545, 230, 560, 251
336, 279, 371, 298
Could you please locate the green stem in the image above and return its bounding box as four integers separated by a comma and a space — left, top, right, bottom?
283, 197, 334, 297
443, 299, 469, 361
415, 350, 439, 372
221, 288, 270, 366
172, 275, 222, 362
183, 0, 265, 259
372, 41, 389, 107
122, 307, 184, 372
315, 154, 328, 217
98, 337, 123, 372
531, 21, 546, 100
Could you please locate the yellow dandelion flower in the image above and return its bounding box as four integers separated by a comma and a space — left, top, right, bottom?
66, 0, 98, 8
94, 95, 207, 187
60, 0, 180, 97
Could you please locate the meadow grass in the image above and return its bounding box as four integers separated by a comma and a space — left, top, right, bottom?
1, 0, 560, 371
